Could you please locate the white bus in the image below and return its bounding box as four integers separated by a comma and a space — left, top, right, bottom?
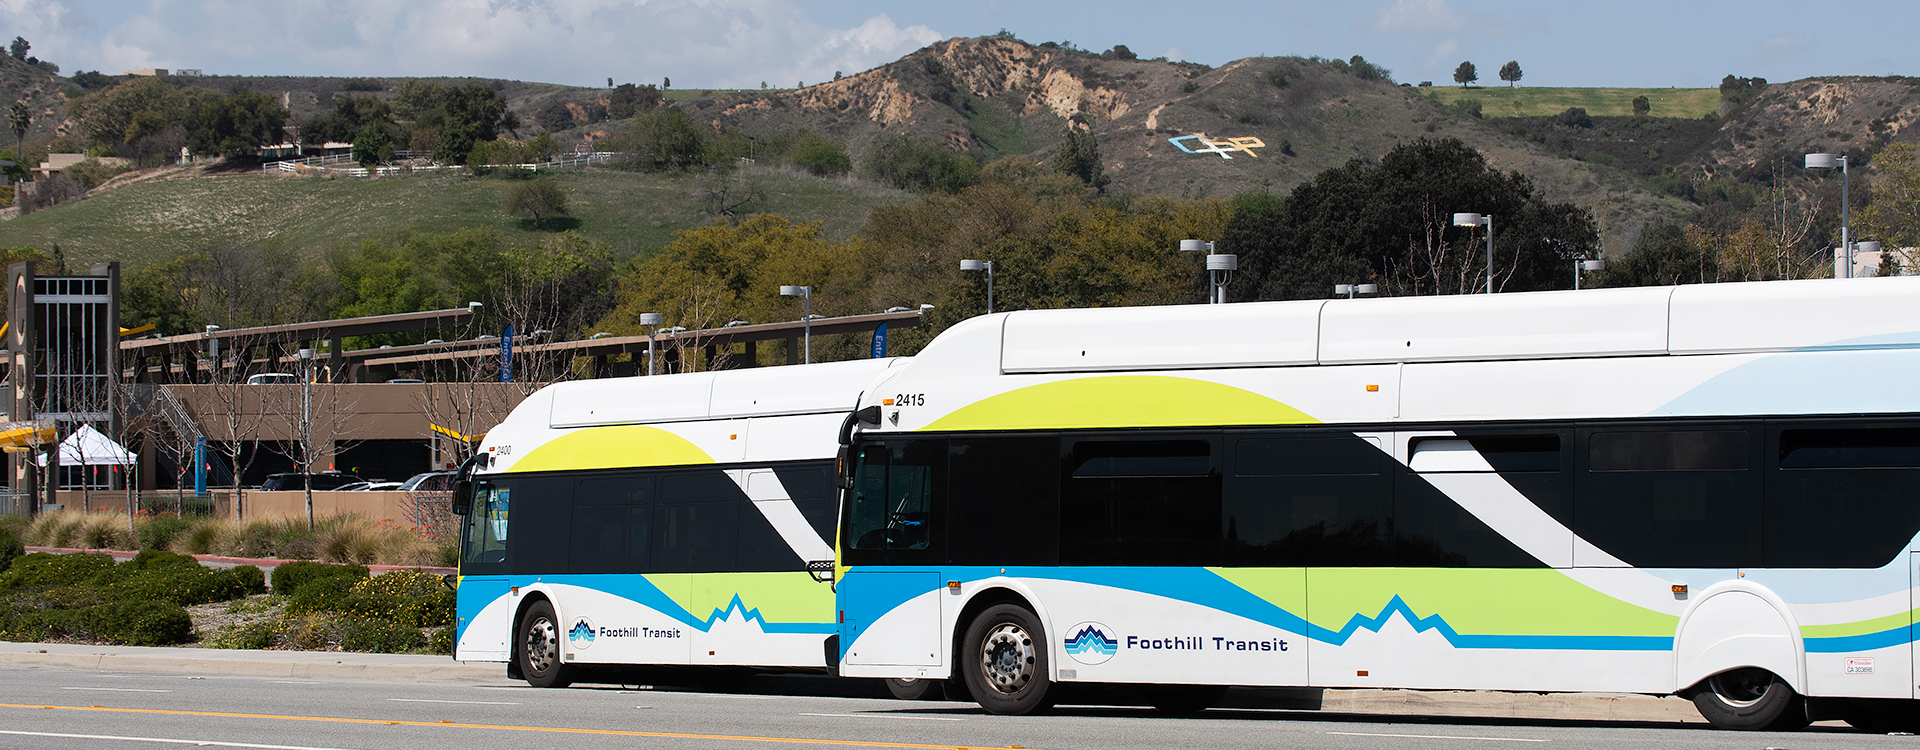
454, 358, 900, 687
832, 276, 1920, 731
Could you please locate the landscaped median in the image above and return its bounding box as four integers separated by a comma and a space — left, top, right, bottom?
0, 513, 457, 654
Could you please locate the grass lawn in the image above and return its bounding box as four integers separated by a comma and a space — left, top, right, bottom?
0, 165, 906, 269
1419, 86, 1720, 118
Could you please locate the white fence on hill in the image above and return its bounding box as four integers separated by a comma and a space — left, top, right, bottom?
264, 151, 618, 176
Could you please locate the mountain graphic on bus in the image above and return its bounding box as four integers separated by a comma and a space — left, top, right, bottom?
568, 619, 595, 646
1064, 624, 1118, 656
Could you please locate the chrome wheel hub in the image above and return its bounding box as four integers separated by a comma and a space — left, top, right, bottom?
525, 617, 559, 674
979, 622, 1035, 694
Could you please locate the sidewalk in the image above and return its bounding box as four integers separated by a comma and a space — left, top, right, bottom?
0, 641, 1706, 723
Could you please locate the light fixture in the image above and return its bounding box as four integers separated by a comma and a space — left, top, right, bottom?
724, 320, 751, 327
590, 332, 612, 339
960, 259, 996, 314
639, 312, 664, 375
1574, 259, 1605, 290
1854, 241, 1883, 277
1333, 284, 1379, 299
467, 301, 483, 315
1454, 213, 1494, 293
1180, 240, 1237, 304
919, 304, 935, 311
1806, 153, 1852, 278
780, 286, 813, 364
884, 306, 909, 313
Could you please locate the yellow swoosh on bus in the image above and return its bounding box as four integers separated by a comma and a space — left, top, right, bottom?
508, 425, 714, 472
922, 375, 1319, 431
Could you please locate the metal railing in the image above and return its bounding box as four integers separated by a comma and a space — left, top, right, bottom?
261, 151, 358, 173
264, 152, 617, 177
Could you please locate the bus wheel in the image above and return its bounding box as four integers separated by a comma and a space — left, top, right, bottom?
516, 601, 575, 689
1146, 684, 1227, 715
1687, 667, 1805, 730
886, 678, 943, 701
961, 604, 1053, 715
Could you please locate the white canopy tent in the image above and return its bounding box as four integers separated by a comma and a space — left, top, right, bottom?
36, 424, 136, 467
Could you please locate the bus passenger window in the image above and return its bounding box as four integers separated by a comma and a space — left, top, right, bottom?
1767, 426, 1920, 568
1576, 426, 1760, 568
571, 474, 652, 575
463, 482, 509, 567
651, 471, 741, 573
1225, 435, 1389, 567
1063, 438, 1219, 566
846, 441, 944, 553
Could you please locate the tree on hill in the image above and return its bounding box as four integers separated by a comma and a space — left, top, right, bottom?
8, 102, 28, 152
187, 91, 290, 156
1222, 137, 1598, 300
1051, 129, 1109, 193
9, 37, 26, 60
1632, 95, 1651, 117
536, 101, 575, 132
353, 128, 393, 169
609, 107, 706, 171
606, 83, 662, 119
391, 80, 514, 163
867, 135, 980, 194
1498, 60, 1522, 87
1453, 61, 1477, 88
300, 95, 400, 147
507, 179, 571, 230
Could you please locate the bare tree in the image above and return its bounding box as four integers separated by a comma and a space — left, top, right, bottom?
198, 333, 277, 521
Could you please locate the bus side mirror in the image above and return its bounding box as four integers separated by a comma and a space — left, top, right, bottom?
836, 446, 854, 489
807, 560, 835, 582
452, 481, 472, 515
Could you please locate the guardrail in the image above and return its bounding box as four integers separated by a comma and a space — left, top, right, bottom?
265, 152, 618, 177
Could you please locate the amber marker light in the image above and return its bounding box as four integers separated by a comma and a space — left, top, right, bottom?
1366, 384, 1380, 392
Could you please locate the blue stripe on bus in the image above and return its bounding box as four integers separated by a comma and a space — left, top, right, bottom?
476, 575, 834, 634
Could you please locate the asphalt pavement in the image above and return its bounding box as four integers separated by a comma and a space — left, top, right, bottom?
0, 645, 1902, 750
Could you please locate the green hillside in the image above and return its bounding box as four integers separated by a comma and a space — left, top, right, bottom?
0, 166, 906, 268
1420, 86, 1719, 118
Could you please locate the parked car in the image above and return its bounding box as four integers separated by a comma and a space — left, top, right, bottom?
399, 471, 456, 492
247, 373, 298, 385
359, 481, 405, 491
332, 481, 372, 492
260, 472, 364, 491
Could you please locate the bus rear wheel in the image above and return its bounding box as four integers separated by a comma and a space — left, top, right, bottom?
886, 678, 944, 701
516, 600, 575, 688
961, 604, 1053, 715
1687, 667, 1805, 730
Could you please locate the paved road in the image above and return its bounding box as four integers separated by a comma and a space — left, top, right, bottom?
0, 666, 1897, 750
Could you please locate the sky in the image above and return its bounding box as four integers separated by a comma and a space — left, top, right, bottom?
1, 0, 1914, 90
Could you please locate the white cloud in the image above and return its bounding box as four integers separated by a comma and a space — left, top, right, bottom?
4, 0, 940, 88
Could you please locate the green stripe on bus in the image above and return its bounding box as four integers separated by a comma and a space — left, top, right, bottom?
921, 375, 1320, 432
642, 572, 834, 625
1801, 609, 1918, 640
508, 425, 715, 472
1212, 567, 1679, 638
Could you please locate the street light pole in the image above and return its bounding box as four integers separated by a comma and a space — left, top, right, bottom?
959, 259, 995, 314
780, 286, 812, 363
1334, 284, 1379, 299
1453, 213, 1494, 293
639, 313, 663, 375
1806, 153, 1851, 278
1574, 259, 1605, 290
1179, 240, 1238, 304
297, 348, 315, 530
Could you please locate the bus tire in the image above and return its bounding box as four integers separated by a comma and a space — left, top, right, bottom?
1146, 684, 1227, 715
516, 600, 575, 689
886, 677, 943, 701
961, 603, 1053, 715
1686, 667, 1804, 730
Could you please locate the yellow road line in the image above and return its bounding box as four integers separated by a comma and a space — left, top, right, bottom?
0, 703, 1018, 750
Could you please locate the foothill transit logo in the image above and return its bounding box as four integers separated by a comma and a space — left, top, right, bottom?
1064, 621, 1119, 665
1065, 619, 1293, 666
568, 617, 596, 649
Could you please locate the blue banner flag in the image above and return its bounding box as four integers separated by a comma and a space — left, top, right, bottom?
500, 324, 514, 382
870, 323, 888, 358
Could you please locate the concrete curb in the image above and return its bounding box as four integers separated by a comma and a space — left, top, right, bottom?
0, 642, 499, 683
0, 641, 1705, 723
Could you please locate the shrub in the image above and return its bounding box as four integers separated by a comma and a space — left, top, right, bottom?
228, 565, 266, 595
790, 135, 852, 177
1265, 68, 1288, 88
96, 557, 254, 606
72, 513, 135, 551
178, 519, 230, 555
1454, 98, 1484, 118
206, 617, 277, 650
1557, 106, 1594, 129
338, 617, 425, 652
346, 570, 454, 627
427, 625, 455, 655
272, 560, 369, 598
1180, 81, 1200, 94
0, 525, 21, 573
2, 552, 115, 590
865, 135, 980, 193
81, 600, 193, 645
138, 516, 189, 551
288, 574, 358, 615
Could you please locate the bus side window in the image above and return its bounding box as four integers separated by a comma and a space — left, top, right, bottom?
949, 438, 1059, 566
1063, 437, 1219, 566
571, 473, 653, 575
844, 440, 945, 559
1225, 434, 1389, 567
1576, 425, 1761, 568
463, 481, 510, 569
1766, 424, 1920, 568
652, 471, 741, 573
